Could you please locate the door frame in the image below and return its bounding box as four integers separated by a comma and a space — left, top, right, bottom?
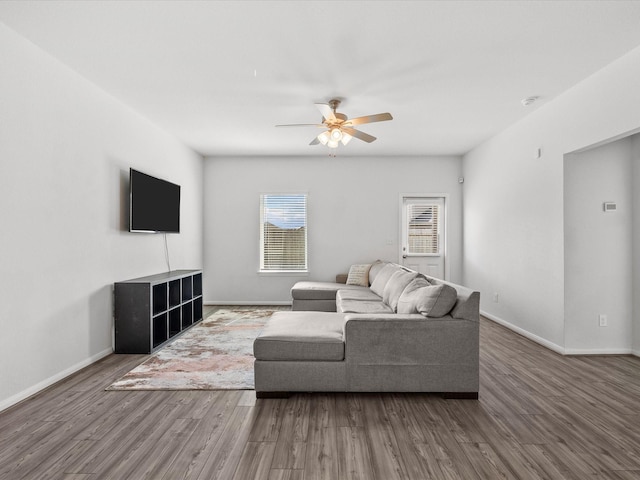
399, 193, 449, 280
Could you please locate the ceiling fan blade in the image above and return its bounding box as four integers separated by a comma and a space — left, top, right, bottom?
342, 127, 377, 143
275, 123, 325, 127
343, 112, 393, 127
309, 137, 320, 145
315, 103, 336, 122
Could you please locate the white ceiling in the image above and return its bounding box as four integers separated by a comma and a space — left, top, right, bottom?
2, 1, 640, 157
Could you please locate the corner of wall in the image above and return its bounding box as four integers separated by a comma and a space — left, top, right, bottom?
632, 134, 640, 354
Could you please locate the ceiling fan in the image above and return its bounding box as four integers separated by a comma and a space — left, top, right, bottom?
276, 99, 393, 150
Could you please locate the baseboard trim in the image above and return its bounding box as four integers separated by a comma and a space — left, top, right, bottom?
480, 310, 566, 355
481, 311, 640, 357
564, 347, 633, 355
204, 301, 292, 306
0, 347, 113, 413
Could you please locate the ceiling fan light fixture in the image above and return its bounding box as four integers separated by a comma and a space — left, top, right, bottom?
330, 128, 343, 141
327, 139, 339, 149
341, 133, 352, 145
317, 131, 330, 145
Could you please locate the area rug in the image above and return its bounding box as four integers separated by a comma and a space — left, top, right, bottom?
107, 306, 287, 391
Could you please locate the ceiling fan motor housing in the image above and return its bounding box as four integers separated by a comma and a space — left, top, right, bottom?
330, 113, 347, 123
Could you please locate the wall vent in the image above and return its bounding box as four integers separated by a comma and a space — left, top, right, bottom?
603, 202, 617, 212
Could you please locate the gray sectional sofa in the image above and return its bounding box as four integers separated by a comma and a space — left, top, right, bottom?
253, 261, 480, 398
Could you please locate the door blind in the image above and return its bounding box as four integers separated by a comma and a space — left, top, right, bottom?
407, 203, 439, 254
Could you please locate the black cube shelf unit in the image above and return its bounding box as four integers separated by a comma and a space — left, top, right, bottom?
114, 270, 203, 354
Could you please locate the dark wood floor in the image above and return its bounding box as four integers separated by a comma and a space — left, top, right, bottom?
2, 314, 640, 480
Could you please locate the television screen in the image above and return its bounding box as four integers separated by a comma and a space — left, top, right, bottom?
129, 169, 180, 233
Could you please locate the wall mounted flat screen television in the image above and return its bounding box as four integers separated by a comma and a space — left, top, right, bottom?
129, 168, 180, 233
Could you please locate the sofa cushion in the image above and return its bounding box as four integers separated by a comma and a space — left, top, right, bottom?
253, 311, 346, 361
370, 263, 402, 296
397, 283, 458, 317
382, 270, 419, 312
338, 299, 394, 314
346, 264, 371, 287
291, 281, 365, 301
336, 289, 382, 302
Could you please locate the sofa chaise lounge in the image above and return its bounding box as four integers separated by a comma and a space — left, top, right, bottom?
253, 261, 480, 398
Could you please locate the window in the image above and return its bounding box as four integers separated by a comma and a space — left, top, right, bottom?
260, 194, 308, 272
406, 202, 440, 255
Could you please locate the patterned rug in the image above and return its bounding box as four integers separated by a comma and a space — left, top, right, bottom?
107, 306, 287, 391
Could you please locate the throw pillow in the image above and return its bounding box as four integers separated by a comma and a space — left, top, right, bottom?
346, 264, 372, 287
370, 263, 400, 297
382, 270, 419, 312
397, 283, 457, 317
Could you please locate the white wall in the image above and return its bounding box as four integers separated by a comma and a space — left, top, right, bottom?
203, 156, 462, 303
0, 23, 203, 410
564, 138, 633, 353
633, 135, 640, 355
463, 44, 640, 353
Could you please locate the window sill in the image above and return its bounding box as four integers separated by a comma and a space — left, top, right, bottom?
257, 270, 309, 276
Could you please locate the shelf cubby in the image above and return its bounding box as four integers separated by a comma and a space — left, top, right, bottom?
182, 277, 192, 301
193, 273, 202, 296
152, 284, 167, 315
193, 300, 203, 324
152, 313, 168, 348
169, 280, 181, 308
169, 307, 181, 338
182, 302, 193, 328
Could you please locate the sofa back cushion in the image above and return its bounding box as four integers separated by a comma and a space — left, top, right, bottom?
367, 260, 388, 285
370, 263, 401, 296
401, 276, 430, 294
382, 270, 419, 311
397, 281, 458, 317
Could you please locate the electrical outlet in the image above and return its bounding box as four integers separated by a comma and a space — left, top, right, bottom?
493, 293, 499, 303
599, 314, 608, 327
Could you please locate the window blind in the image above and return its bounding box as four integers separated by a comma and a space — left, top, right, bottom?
260, 194, 308, 271
407, 203, 439, 254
